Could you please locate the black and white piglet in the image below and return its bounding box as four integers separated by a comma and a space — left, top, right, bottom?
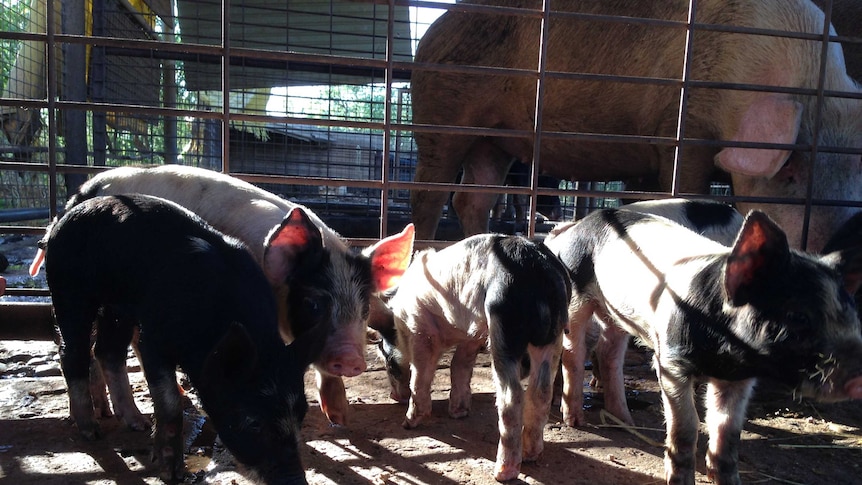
544, 208, 862, 485
41, 194, 325, 484
373, 234, 571, 482
581, 198, 744, 417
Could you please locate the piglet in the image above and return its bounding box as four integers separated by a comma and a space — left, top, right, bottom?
544, 208, 862, 485
374, 234, 571, 482
583, 198, 744, 416
41, 194, 326, 484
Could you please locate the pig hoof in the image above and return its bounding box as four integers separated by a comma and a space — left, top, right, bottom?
448, 406, 470, 419
94, 404, 113, 419
325, 412, 347, 427
493, 462, 521, 482
76, 422, 101, 441
155, 447, 187, 482
125, 414, 152, 432
523, 443, 543, 462
320, 401, 349, 426
402, 415, 423, 429
562, 410, 585, 427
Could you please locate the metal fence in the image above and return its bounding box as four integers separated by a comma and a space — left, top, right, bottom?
1, 0, 861, 304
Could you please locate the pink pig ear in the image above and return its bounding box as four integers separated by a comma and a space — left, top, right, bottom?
263, 208, 324, 285
724, 211, 790, 306
715, 95, 803, 178
363, 223, 415, 292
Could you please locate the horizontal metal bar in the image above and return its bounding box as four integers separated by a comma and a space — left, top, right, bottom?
0, 303, 56, 341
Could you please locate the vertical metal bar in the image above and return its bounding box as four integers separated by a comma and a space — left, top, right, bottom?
800, 0, 834, 251
163, 11, 178, 164
46, 0, 58, 219
670, 0, 698, 196
528, 0, 551, 237
91, 0, 107, 167
379, 0, 397, 238
62, 0, 88, 194
221, 0, 231, 173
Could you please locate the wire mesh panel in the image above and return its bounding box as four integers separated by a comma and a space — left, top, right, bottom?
0, 0, 861, 293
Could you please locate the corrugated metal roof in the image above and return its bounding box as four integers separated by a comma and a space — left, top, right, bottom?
177, 0, 414, 90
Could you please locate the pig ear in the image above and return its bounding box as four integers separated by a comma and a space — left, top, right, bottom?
715, 95, 803, 178
724, 211, 790, 306
263, 208, 325, 285
362, 223, 415, 292
821, 245, 862, 295
201, 323, 259, 390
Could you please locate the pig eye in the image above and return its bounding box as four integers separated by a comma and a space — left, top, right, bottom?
246, 418, 262, 433
785, 311, 810, 327
303, 297, 322, 316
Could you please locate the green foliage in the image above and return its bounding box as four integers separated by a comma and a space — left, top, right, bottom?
287, 83, 408, 128
0, 0, 31, 95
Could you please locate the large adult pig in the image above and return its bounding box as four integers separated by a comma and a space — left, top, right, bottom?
373, 234, 571, 481
410, 0, 862, 251
59, 165, 415, 426
544, 208, 862, 485
42, 194, 325, 483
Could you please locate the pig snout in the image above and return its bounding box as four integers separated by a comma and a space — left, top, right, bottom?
844, 375, 862, 400
324, 348, 367, 377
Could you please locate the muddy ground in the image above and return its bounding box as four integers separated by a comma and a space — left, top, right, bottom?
2, 236, 862, 485
1, 339, 861, 485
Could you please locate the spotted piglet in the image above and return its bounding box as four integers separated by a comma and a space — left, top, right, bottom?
544, 208, 862, 485
374, 234, 571, 482
581, 198, 744, 422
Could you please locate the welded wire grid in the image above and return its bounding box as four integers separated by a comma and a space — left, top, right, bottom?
0, 0, 861, 302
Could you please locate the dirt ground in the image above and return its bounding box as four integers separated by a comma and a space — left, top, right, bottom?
1, 338, 861, 485
2, 236, 862, 485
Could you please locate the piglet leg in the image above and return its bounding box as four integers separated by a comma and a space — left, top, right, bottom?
55, 304, 102, 440
595, 322, 635, 425
522, 340, 561, 463
94, 312, 151, 431
656, 355, 699, 485
139, 342, 187, 483
704, 378, 755, 485
404, 333, 444, 429
491, 355, 525, 482
448, 338, 483, 419
316, 369, 349, 426
561, 302, 594, 426
100, 363, 151, 432
88, 358, 113, 418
